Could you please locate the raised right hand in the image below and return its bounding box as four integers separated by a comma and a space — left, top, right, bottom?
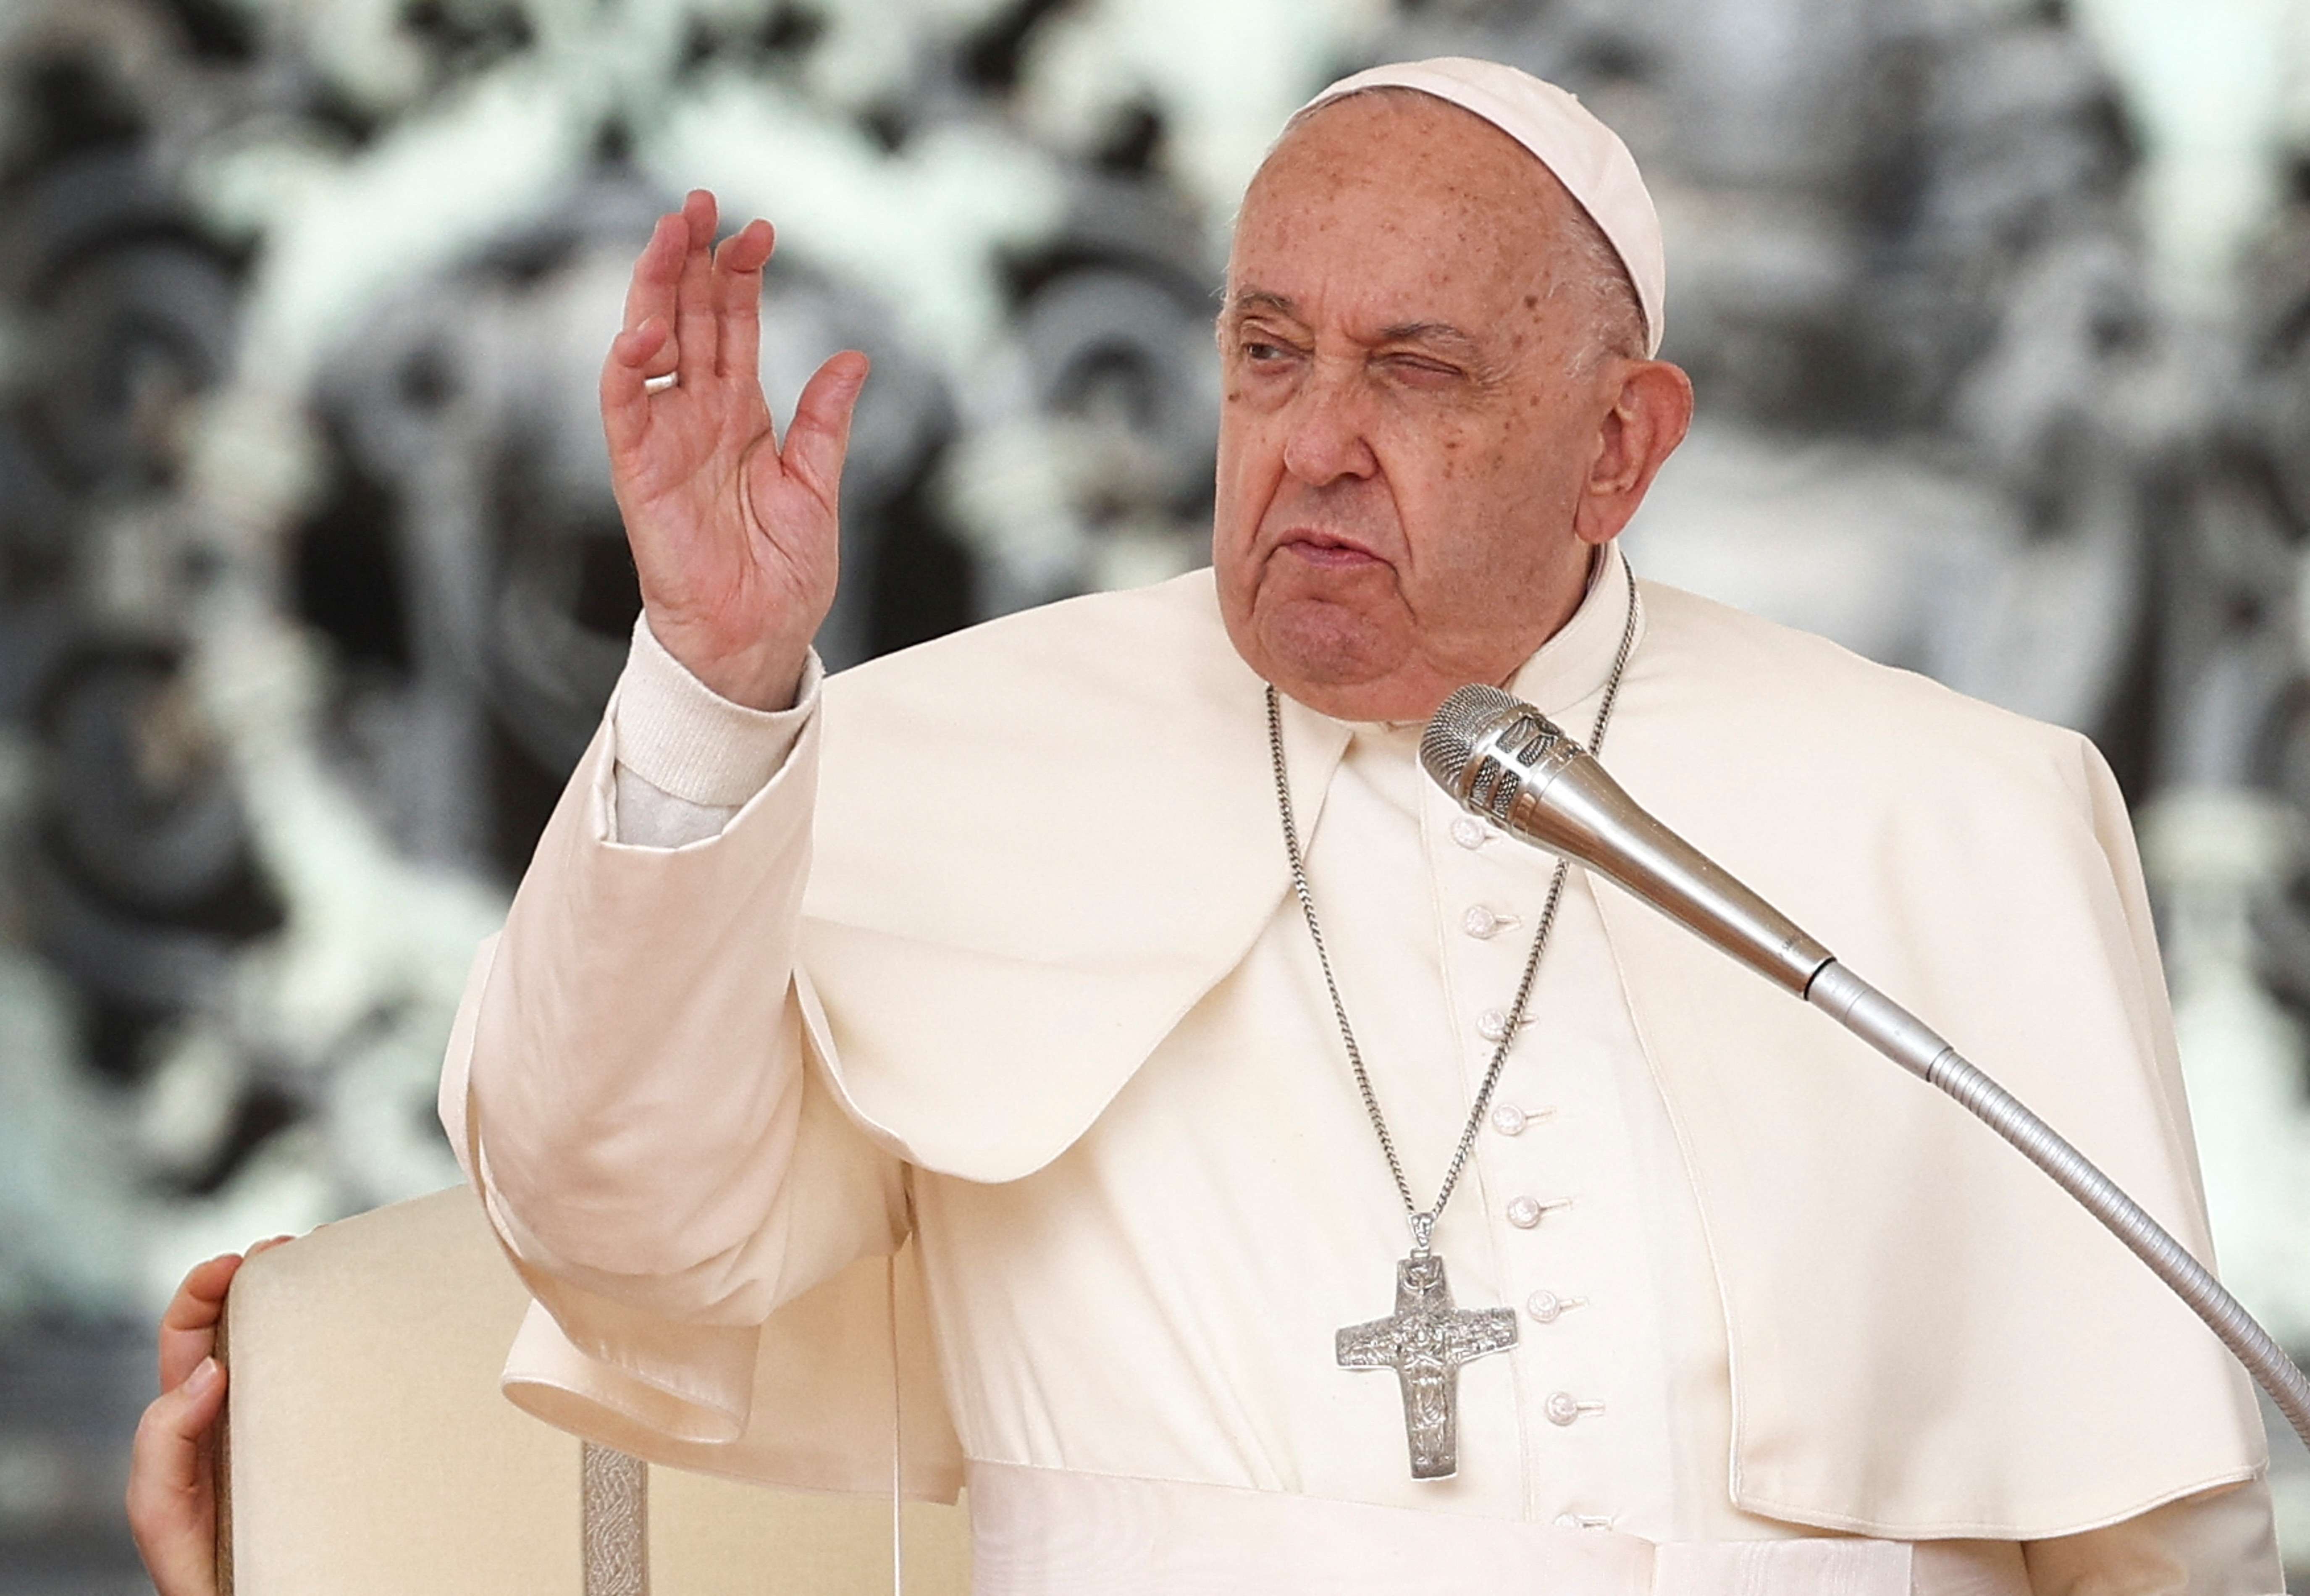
601, 190, 868, 711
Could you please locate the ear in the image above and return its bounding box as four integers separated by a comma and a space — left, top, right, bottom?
1572, 360, 1694, 546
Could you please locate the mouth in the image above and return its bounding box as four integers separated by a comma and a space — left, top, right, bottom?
1278, 530, 1386, 570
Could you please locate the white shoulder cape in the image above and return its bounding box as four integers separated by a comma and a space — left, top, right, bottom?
465, 566, 2265, 1536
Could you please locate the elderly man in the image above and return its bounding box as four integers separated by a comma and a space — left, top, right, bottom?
437, 58, 2279, 1593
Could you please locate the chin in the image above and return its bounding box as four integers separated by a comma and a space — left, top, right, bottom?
1258, 598, 1400, 688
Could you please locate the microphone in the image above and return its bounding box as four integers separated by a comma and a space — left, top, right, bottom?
1419, 685, 1833, 997
1420, 683, 2310, 1447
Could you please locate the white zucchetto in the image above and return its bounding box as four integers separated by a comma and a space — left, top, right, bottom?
1295, 58, 1667, 357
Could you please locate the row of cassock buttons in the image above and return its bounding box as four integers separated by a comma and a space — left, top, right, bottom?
1492, 1108, 1588, 1331
1457, 813, 1608, 1452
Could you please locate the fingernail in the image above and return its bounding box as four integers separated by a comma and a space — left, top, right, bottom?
186, 1357, 220, 1395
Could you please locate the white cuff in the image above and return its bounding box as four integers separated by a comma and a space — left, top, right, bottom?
611, 613, 821, 808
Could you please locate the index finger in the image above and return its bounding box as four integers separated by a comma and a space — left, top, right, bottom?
157, 1252, 244, 1393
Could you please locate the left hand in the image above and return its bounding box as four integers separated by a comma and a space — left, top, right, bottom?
127, 1239, 291, 1596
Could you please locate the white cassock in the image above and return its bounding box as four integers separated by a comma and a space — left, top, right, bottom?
439, 542, 2284, 1593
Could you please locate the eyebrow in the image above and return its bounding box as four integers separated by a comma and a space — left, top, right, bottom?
1224, 291, 1482, 357
1226, 289, 1300, 321
1375, 320, 1482, 356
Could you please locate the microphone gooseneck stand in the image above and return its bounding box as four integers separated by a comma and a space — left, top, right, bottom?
1421, 682, 2310, 1450
1803, 959, 2310, 1449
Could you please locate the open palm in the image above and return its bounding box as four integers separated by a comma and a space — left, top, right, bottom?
601, 189, 867, 710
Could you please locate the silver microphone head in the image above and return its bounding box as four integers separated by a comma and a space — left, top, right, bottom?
1419, 685, 1516, 793
1419, 682, 1833, 995
1420, 685, 1587, 824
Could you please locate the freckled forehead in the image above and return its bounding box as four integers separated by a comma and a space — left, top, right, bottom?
1227, 93, 1573, 336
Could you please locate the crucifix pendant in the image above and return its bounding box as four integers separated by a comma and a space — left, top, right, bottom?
1336, 1245, 1518, 1479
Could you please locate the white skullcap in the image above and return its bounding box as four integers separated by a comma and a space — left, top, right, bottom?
1294, 58, 1666, 357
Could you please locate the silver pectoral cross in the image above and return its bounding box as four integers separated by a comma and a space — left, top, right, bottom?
1337, 1250, 1518, 1479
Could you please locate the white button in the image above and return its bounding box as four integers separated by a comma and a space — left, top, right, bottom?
1552, 1513, 1581, 1529
1495, 1102, 1555, 1136
1526, 1290, 1588, 1323
1452, 818, 1488, 849
1506, 1195, 1572, 1228
1477, 1008, 1532, 1043
1490, 1102, 1552, 1136
1462, 905, 1501, 939
1545, 1391, 1606, 1426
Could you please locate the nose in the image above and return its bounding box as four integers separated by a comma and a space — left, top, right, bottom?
1280, 364, 1378, 486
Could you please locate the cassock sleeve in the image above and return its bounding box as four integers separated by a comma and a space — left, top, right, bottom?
438, 616, 910, 1447
608, 611, 816, 847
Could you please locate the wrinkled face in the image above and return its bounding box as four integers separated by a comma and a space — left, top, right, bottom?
1214, 92, 1646, 722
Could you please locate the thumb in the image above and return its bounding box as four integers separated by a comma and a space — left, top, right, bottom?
779, 351, 869, 508
128, 1356, 224, 1524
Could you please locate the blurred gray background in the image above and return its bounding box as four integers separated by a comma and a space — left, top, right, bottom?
0, 0, 2306, 1586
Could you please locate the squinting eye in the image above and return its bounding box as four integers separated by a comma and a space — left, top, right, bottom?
1244, 341, 1287, 362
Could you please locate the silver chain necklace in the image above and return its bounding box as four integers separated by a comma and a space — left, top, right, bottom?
1264, 560, 1641, 1480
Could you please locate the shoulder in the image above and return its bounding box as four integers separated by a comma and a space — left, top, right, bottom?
808, 567, 1267, 848
822, 568, 1230, 722
1630, 578, 2110, 827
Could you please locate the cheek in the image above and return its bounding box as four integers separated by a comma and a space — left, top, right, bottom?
1370, 420, 1491, 550
1211, 404, 1266, 617
1213, 402, 1283, 543
1381, 420, 1562, 591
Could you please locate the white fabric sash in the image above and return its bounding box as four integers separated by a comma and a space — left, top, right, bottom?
965, 1460, 1921, 1596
